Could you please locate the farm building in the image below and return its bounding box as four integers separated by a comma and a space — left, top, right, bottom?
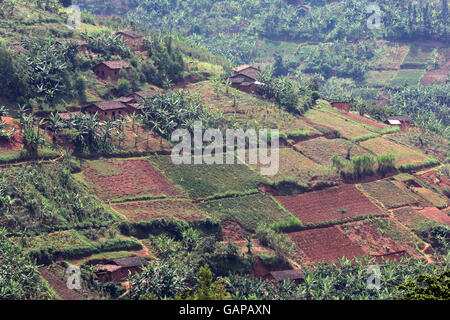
385, 116, 412, 131
93, 61, 130, 82
264, 269, 305, 285
56, 39, 88, 56
128, 89, 160, 103
331, 101, 350, 113
94, 256, 149, 283
83, 100, 135, 120
229, 65, 261, 93
8, 44, 28, 54
116, 30, 145, 50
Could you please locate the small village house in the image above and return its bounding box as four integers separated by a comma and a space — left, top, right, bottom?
385, 115, 412, 131
331, 101, 350, 113
83, 100, 134, 120
264, 269, 305, 285
93, 61, 130, 82
229, 65, 261, 93
116, 30, 145, 50
56, 39, 88, 56
94, 256, 149, 283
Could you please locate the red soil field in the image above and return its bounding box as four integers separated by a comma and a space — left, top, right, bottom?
288, 226, 366, 263
112, 199, 206, 222
83, 159, 183, 201
275, 184, 382, 224
0, 117, 22, 150
419, 207, 450, 226
416, 169, 450, 189
339, 219, 419, 260
340, 112, 386, 129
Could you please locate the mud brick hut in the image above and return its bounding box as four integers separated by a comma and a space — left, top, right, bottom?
93, 61, 130, 82
264, 269, 305, 285
56, 39, 88, 56
229, 65, 261, 93
83, 100, 134, 120
385, 115, 412, 131
94, 256, 149, 283
331, 101, 350, 113
116, 30, 145, 50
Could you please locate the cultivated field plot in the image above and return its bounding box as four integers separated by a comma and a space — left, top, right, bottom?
115, 122, 171, 153
295, 137, 371, 166
304, 109, 375, 139
244, 147, 338, 185
365, 70, 397, 87
419, 207, 450, 226
148, 154, 266, 200
80, 158, 183, 201
422, 48, 449, 85
401, 45, 435, 68
112, 199, 207, 222
411, 187, 448, 209
359, 180, 418, 209
288, 226, 366, 263
393, 207, 440, 231
275, 184, 382, 224
370, 42, 410, 70
186, 81, 321, 136
340, 219, 421, 259
360, 137, 429, 166
389, 69, 425, 87
198, 193, 292, 231
12, 230, 91, 252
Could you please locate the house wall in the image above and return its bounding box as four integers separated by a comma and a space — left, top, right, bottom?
85, 106, 133, 120
93, 65, 129, 82
118, 34, 144, 50
331, 102, 350, 113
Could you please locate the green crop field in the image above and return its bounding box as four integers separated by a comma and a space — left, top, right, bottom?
148, 154, 267, 200
389, 69, 426, 87
359, 180, 418, 209
365, 70, 397, 87
295, 137, 371, 166
12, 230, 91, 252
370, 42, 410, 70
360, 137, 429, 166
304, 109, 374, 140
197, 193, 293, 231
244, 147, 337, 185
401, 45, 435, 68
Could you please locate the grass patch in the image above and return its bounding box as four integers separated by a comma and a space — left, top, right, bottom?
197, 193, 293, 232
148, 154, 266, 200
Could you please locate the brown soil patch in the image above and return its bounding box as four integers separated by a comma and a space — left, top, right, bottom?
82, 159, 183, 201
288, 226, 366, 263
416, 169, 450, 189
419, 207, 450, 226
112, 199, 206, 222
275, 184, 382, 224
338, 221, 411, 258
40, 266, 84, 300
221, 220, 250, 242
0, 117, 22, 151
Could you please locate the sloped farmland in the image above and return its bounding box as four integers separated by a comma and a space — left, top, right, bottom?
275, 184, 382, 224
112, 199, 207, 222
359, 180, 418, 209
80, 158, 183, 201
288, 226, 366, 263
